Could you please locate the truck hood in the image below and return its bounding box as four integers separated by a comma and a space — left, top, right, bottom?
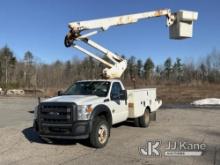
42, 95, 105, 105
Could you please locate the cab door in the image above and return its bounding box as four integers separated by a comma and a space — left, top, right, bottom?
109, 82, 128, 124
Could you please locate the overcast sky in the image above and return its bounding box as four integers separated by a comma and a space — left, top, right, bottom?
0, 0, 219, 64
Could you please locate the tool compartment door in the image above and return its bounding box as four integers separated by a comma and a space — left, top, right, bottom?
127, 88, 157, 118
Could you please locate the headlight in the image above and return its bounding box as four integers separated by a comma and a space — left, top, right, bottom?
77, 105, 93, 120
34, 106, 38, 120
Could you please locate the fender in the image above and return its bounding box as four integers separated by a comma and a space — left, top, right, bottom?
89, 104, 112, 133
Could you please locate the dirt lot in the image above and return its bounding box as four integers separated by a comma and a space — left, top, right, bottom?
156, 84, 220, 104
0, 96, 220, 165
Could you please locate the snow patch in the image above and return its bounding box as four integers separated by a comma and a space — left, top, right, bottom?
192, 98, 220, 105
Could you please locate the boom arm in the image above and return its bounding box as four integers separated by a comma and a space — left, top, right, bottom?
64, 9, 198, 79
68, 9, 174, 31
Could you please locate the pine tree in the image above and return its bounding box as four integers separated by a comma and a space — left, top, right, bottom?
127, 56, 136, 80
144, 58, 154, 80
173, 58, 183, 81
137, 59, 143, 78
0, 46, 16, 88
164, 57, 172, 80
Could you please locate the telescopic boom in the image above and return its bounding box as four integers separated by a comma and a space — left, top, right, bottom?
64, 9, 198, 79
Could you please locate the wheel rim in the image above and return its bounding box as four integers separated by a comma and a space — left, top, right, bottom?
98, 124, 108, 144
144, 111, 149, 124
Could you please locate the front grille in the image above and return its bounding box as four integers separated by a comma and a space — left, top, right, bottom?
39, 102, 77, 124
37, 102, 89, 137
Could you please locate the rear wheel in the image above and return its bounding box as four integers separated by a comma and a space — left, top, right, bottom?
134, 118, 140, 127
139, 108, 150, 128
150, 111, 156, 121
90, 117, 110, 148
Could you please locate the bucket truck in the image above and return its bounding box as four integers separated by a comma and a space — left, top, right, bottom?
33, 9, 198, 148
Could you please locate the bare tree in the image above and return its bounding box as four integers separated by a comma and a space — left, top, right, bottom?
24, 51, 35, 88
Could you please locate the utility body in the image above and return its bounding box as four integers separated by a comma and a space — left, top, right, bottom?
33, 9, 198, 148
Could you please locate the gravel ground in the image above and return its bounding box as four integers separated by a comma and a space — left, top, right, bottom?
0, 96, 220, 165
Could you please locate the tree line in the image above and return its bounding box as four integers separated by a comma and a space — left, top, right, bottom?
0, 45, 220, 90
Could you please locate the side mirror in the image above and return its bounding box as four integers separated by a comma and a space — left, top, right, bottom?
120, 90, 127, 100
57, 90, 63, 96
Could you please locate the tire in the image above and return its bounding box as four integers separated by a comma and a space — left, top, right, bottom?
134, 118, 140, 127
90, 117, 110, 148
139, 108, 150, 128
150, 111, 156, 121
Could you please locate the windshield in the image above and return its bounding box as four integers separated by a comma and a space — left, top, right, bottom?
64, 81, 111, 97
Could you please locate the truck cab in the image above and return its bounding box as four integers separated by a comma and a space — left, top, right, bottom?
34, 79, 161, 148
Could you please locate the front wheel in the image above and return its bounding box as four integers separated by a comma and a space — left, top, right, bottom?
138, 108, 150, 128
90, 117, 110, 148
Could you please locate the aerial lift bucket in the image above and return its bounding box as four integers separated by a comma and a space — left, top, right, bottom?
169, 10, 198, 39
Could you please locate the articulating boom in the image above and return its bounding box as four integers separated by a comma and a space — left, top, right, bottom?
64, 9, 198, 79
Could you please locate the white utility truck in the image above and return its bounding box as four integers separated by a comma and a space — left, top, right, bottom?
33, 9, 198, 148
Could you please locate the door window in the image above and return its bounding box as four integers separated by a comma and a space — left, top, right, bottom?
111, 82, 122, 100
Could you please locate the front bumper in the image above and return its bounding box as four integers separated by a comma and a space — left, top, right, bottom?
34, 102, 90, 139
34, 119, 90, 139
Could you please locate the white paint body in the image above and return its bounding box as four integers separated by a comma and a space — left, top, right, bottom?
66, 9, 198, 79
127, 88, 162, 118
42, 80, 162, 125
